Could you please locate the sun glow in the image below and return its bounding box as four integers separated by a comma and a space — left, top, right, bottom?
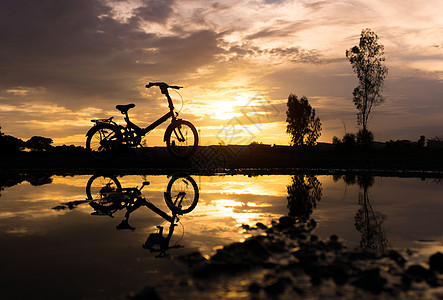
208, 199, 271, 225
198, 91, 268, 121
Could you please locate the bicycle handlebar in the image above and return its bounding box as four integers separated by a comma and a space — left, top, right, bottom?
146, 82, 183, 90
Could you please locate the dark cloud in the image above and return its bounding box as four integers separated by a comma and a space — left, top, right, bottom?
1, 0, 115, 63
266, 47, 342, 64
147, 30, 225, 70
0, 0, 142, 106
0, 0, 223, 111
227, 43, 340, 64
264, 0, 286, 5
134, 0, 175, 24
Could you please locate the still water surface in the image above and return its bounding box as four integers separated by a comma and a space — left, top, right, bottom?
0, 173, 442, 299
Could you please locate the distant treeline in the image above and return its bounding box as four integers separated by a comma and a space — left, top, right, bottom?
0, 127, 84, 154
331, 133, 443, 151
1, 126, 443, 156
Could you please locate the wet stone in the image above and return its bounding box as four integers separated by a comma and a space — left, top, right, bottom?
323, 263, 350, 285
308, 219, 317, 229
263, 276, 291, 295
130, 286, 162, 300
196, 237, 271, 276
401, 274, 412, 289
178, 251, 207, 267
426, 277, 442, 288
256, 222, 268, 230
351, 268, 386, 294
276, 216, 295, 229
385, 250, 406, 266
429, 252, 443, 273
406, 265, 434, 281
241, 224, 251, 230
347, 250, 376, 262
248, 282, 261, 293
266, 240, 287, 253
292, 248, 318, 264
292, 286, 305, 295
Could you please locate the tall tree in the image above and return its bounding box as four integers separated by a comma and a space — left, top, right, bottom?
354, 175, 388, 253
346, 29, 388, 133
286, 94, 321, 146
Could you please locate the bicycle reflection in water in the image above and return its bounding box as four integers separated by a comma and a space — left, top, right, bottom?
54, 174, 199, 258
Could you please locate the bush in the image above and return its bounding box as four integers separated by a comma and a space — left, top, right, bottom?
0, 134, 24, 153
332, 136, 341, 145
343, 133, 357, 149
356, 129, 373, 148
332, 133, 356, 150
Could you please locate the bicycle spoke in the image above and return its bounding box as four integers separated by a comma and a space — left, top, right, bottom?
87, 125, 121, 160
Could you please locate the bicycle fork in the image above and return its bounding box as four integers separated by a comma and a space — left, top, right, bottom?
173, 126, 186, 143
171, 192, 186, 210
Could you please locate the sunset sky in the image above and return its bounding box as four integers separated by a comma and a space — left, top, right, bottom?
1, 0, 442, 146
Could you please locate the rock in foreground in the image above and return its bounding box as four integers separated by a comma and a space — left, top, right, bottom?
131, 216, 443, 299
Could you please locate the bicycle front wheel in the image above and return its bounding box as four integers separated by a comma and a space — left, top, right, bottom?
164, 175, 199, 214
86, 124, 122, 160
165, 120, 198, 158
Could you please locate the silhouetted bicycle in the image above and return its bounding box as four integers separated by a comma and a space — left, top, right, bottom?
86, 174, 199, 257
86, 82, 198, 160
85, 174, 199, 215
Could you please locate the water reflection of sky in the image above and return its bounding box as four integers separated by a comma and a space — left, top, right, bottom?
0, 174, 442, 298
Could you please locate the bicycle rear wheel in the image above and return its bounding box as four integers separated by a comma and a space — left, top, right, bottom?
165, 120, 198, 158
86, 174, 122, 212
86, 174, 122, 201
86, 124, 122, 160
164, 175, 199, 214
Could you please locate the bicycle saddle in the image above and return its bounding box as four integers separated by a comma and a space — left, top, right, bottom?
116, 103, 135, 114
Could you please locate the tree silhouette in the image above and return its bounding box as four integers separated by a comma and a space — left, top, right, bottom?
25, 136, 53, 151
334, 174, 389, 252
346, 29, 388, 142
286, 94, 321, 146
287, 175, 322, 221
0, 127, 24, 153
354, 175, 388, 253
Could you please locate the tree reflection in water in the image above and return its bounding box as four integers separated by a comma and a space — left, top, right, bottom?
334, 174, 389, 253
0, 173, 53, 197
287, 174, 322, 221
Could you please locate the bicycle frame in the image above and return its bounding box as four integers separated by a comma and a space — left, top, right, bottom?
115, 84, 178, 144
84, 173, 198, 256
122, 110, 174, 137
90, 180, 177, 223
